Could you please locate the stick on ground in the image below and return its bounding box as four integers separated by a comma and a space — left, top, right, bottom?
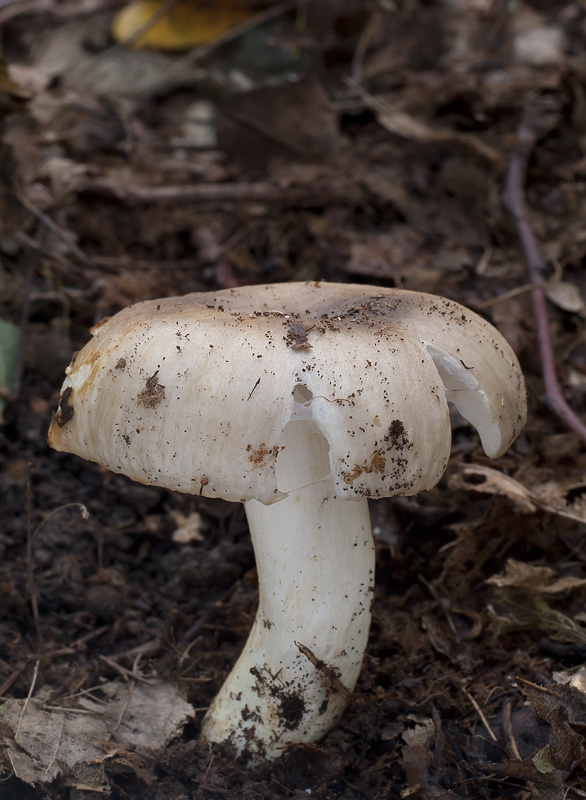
503, 122, 586, 445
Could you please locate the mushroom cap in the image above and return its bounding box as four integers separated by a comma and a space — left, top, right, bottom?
48, 282, 526, 504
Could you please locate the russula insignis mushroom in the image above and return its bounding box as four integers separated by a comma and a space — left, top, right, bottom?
48, 282, 526, 761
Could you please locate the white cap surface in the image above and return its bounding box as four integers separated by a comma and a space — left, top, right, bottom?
48, 282, 526, 504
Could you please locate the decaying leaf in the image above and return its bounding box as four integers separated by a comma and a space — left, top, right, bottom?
553, 665, 586, 693
487, 556, 586, 645
487, 559, 586, 595
113, 0, 255, 50
0, 680, 194, 790
401, 716, 434, 790
489, 597, 586, 646
349, 80, 503, 166
519, 678, 586, 771
458, 464, 538, 514
169, 507, 205, 543
217, 79, 340, 166
478, 757, 565, 800
459, 464, 586, 524
546, 279, 586, 314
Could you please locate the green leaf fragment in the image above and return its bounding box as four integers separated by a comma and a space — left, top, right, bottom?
0, 317, 21, 420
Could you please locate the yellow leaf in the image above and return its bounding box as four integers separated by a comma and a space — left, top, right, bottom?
112, 0, 254, 51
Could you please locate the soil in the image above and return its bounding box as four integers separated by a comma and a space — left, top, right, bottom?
2, 2, 586, 798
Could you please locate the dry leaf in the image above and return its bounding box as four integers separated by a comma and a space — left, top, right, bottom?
545, 280, 586, 314
487, 560, 586, 646
217, 79, 340, 166
349, 80, 503, 166
478, 757, 565, 800
553, 665, 586, 693
402, 718, 434, 748
113, 0, 255, 50
169, 508, 205, 543
0, 680, 194, 789
487, 559, 586, 595
458, 464, 537, 514
519, 678, 586, 771
459, 464, 586, 524
489, 597, 586, 646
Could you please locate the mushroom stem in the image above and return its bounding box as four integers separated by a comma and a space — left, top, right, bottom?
200, 421, 375, 761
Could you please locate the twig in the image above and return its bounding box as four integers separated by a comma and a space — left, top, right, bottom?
41, 704, 101, 715
418, 574, 459, 639
501, 697, 522, 760
16, 191, 90, 264
43, 715, 65, 778
0, 667, 27, 696
503, 123, 586, 445
431, 704, 445, 769
351, 9, 384, 83
78, 177, 359, 207
477, 284, 532, 308
8, 257, 34, 403
26, 500, 89, 653
32, 503, 90, 541
99, 654, 153, 685
114, 680, 135, 733
177, 585, 241, 657
465, 690, 497, 742
272, 777, 295, 795
195, 755, 215, 800
26, 464, 42, 649
295, 641, 352, 701
15, 660, 39, 742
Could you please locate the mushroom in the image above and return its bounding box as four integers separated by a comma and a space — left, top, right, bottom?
48, 282, 526, 761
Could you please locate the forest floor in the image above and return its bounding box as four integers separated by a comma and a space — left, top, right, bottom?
2, 1, 586, 798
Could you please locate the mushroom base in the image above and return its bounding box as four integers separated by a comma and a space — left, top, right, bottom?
200, 424, 375, 761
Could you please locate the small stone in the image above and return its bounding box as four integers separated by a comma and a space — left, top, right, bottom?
514, 26, 566, 68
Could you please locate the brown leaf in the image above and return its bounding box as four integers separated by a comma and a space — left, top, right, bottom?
217, 79, 340, 168
1, 680, 194, 789
478, 757, 565, 800
518, 678, 586, 771
459, 464, 586, 524
487, 559, 586, 595
349, 80, 503, 166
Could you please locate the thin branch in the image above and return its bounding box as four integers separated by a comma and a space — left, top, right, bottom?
17, 191, 90, 265
8, 256, 34, 403
503, 123, 586, 445
26, 499, 90, 651
78, 177, 360, 207
501, 697, 522, 760
351, 9, 384, 83
114, 680, 135, 733
15, 660, 39, 742
465, 690, 497, 742
43, 715, 65, 778
99, 654, 153, 685
32, 502, 90, 541
26, 464, 42, 649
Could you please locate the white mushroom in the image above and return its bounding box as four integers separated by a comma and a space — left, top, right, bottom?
48, 282, 526, 761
